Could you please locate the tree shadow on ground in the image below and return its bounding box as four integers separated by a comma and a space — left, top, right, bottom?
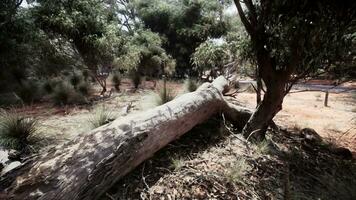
101, 121, 356, 200
103, 116, 229, 200
249, 128, 356, 200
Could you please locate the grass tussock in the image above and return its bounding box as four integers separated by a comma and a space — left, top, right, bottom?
0, 109, 38, 151
88, 106, 115, 128
15, 80, 40, 104
51, 81, 87, 106
112, 72, 121, 91
130, 71, 141, 89
170, 157, 185, 171
184, 78, 200, 92
141, 83, 176, 109
225, 158, 250, 184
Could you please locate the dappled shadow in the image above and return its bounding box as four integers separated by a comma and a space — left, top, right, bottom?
248, 129, 356, 200
102, 116, 229, 200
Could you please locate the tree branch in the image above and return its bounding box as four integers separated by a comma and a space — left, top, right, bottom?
233, 0, 255, 36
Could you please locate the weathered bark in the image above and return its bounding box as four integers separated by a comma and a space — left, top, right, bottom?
0, 76, 251, 200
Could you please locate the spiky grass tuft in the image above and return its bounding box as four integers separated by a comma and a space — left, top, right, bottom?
0, 110, 38, 151
141, 83, 175, 109
184, 78, 199, 92
225, 158, 250, 184
88, 107, 115, 128
112, 72, 121, 91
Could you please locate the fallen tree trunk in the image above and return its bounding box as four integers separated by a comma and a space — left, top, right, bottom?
0, 76, 251, 200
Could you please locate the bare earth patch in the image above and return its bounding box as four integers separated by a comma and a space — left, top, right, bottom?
236, 91, 356, 153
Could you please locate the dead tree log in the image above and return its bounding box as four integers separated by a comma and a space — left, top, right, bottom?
0, 76, 251, 200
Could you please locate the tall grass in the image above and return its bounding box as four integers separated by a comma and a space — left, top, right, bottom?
184, 78, 200, 92
141, 81, 176, 109
0, 109, 38, 151
51, 81, 87, 106
88, 107, 114, 128
112, 72, 121, 91
130, 71, 141, 89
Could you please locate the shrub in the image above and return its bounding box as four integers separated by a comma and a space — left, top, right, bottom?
170, 157, 184, 171
77, 81, 91, 96
112, 73, 121, 91
0, 110, 38, 151
0, 93, 22, 107
141, 82, 175, 109
88, 107, 114, 128
225, 158, 250, 184
184, 78, 199, 92
69, 73, 82, 88
158, 84, 175, 104
51, 82, 74, 105
42, 79, 59, 94
15, 80, 40, 104
130, 71, 141, 89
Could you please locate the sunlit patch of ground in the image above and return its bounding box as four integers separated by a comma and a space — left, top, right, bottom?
236, 90, 356, 153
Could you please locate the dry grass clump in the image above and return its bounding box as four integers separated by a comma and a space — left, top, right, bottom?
88, 106, 115, 128
0, 109, 38, 151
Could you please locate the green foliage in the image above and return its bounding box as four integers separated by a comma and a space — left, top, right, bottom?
42, 79, 60, 94
112, 72, 121, 91
236, 0, 356, 80
225, 158, 250, 184
69, 73, 82, 88
184, 78, 200, 92
77, 81, 91, 96
170, 157, 184, 171
141, 81, 175, 109
134, 0, 230, 76
88, 107, 114, 128
192, 41, 230, 74
51, 81, 86, 106
15, 80, 41, 104
51, 82, 74, 105
129, 71, 142, 89
158, 83, 175, 104
0, 109, 38, 151
114, 29, 176, 77
33, 0, 124, 78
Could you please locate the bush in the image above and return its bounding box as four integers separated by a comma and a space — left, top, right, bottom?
184, 78, 199, 92
88, 107, 114, 128
0, 110, 38, 151
15, 80, 40, 104
77, 81, 91, 96
130, 71, 141, 89
112, 73, 121, 91
158, 84, 175, 104
0, 93, 22, 107
69, 73, 82, 88
42, 79, 59, 94
51, 82, 74, 105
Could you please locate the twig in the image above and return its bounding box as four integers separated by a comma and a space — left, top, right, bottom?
105, 193, 116, 200
221, 113, 251, 153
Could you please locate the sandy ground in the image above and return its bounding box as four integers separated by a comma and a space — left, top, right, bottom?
236, 91, 356, 152
16, 79, 355, 153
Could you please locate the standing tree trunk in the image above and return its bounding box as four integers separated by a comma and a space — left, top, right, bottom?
256, 69, 262, 106
0, 76, 251, 200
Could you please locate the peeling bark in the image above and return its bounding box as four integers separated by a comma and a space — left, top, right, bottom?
0, 76, 251, 200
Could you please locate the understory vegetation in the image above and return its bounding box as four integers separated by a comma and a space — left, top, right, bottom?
0, 109, 37, 151
0, 0, 355, 199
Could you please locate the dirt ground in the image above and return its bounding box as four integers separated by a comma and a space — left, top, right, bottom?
18, 79, 355, 154
235, 91, 356, 153
5, 79, 356, 199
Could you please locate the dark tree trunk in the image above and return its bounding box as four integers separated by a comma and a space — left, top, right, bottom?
256, 70, 262, 106
242, 83, 285, 141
